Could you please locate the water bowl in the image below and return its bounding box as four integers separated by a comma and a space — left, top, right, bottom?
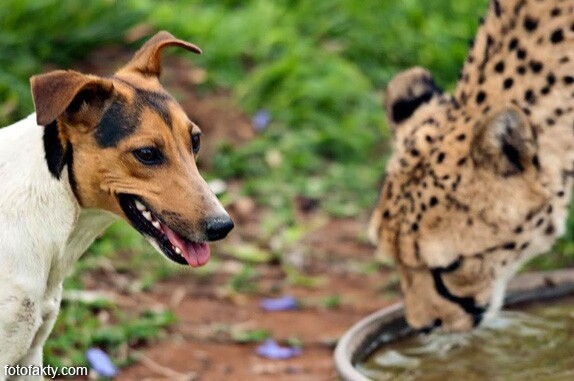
334, 269, 574, 381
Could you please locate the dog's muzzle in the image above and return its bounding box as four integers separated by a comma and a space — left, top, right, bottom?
117, 194, 234, 267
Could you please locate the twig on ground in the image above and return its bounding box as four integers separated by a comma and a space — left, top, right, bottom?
132, 351, 197, 381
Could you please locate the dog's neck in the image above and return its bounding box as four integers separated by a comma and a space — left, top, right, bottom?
0, 114, 116, 288
51, 208, 116, 288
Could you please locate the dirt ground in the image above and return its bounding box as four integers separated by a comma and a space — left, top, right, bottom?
111, 218, 397, 381
70, 46, 399, 381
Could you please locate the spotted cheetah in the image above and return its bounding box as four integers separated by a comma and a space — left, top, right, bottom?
369, 0, 574, 331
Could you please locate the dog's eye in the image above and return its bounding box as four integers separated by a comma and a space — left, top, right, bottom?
133, 147, 164, 165
191, 133, 201, 155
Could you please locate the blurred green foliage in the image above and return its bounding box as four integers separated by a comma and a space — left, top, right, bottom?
139, 0, 487, 217
528, 202, 574, 270
0, 0, 573, 372
0, 0, 144, 125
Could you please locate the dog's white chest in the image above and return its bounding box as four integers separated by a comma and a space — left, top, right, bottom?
0, 116, 116, 369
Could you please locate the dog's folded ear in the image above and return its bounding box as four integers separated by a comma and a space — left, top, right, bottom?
117, 31, 202, 78
30, 70, 114, 126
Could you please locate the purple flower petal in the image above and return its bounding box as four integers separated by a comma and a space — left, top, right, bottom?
256, 339, 302, 360
86, 348, 117, 377
252, 110, 271, 132
260, 296, 298, 311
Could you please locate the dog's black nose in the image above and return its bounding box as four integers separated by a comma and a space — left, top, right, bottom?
205, 215, 234, 241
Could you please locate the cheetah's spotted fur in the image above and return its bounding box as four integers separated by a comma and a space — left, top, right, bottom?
370, 0, 574, 331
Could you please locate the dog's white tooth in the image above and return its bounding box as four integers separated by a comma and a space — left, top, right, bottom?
175, 247, 182, 255
142, 211, 152, 221
135, 200, 146, 211
152, 220, 161, 230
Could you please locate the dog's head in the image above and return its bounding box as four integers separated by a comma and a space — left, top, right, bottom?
30, 31, 234, 267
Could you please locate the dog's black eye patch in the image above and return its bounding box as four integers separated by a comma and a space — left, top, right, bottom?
95, 82, 174, 148
135, 89, 173, 128
95, 97, 138, 148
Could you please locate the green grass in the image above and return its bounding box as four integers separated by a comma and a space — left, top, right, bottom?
45, 302, 176, 369
0, 0, 573, 373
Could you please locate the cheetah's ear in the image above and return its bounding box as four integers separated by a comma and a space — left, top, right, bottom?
472, 107, 538, 176
385, 67, 442, 133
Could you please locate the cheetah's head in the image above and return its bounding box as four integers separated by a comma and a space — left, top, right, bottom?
369, 67, 554, 331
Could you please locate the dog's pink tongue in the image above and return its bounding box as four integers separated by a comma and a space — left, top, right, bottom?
164, 226, 210, 267
184, 241, 210, 267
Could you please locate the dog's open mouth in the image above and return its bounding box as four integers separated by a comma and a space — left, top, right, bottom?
118, 194, 210, 267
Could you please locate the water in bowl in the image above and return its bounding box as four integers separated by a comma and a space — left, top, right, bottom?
358, 301, 574, 381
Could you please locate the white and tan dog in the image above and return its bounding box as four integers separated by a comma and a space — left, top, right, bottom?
0, 31, 233, 376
